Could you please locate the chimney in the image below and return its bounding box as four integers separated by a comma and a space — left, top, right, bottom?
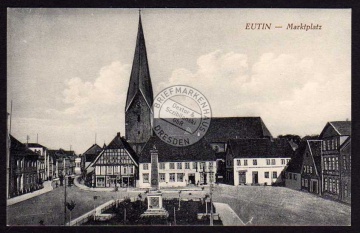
117, 132, 121, 137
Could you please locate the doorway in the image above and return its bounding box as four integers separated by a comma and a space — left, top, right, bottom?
188, 174, 195, 185
252, 171, 258, 185
238, 171, 246, 185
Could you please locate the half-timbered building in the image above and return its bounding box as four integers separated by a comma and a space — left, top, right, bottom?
89, 133, 139, 188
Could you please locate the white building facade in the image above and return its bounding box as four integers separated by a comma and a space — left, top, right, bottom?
138, 160, 217, 188
226, 138, 294, 186
233, 157, 290, 186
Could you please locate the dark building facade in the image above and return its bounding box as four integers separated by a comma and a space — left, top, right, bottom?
319, 121, 351, 201
340, 137, 351, 204
125, 14, 154, 153
9, 135, 40, 198
301, 140, 322, 195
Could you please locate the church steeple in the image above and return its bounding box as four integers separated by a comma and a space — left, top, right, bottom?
125, 11, 154, 112
125, 12, 154, 153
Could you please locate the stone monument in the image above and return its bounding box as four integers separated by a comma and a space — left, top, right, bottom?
141, 145, 169, 218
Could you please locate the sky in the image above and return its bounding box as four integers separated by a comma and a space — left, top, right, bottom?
7, 8, 351, 154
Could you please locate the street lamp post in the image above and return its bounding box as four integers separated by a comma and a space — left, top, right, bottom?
63, 173, 67, 226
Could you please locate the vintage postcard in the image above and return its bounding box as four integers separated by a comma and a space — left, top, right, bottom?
6, 8, 351, 226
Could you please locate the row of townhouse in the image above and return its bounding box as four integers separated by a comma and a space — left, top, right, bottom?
7, 134, 79, 198
285, 121, 351, 204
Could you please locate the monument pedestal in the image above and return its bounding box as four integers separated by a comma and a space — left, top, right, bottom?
140, 191, 169, 217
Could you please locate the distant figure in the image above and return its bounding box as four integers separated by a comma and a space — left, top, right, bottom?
197, 180, 199, 186
55, 182, 58, 188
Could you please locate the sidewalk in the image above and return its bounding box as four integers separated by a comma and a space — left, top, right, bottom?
213, 202, 245, 226
7, 181, 54, 206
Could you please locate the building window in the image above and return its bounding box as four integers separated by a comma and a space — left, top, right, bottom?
143, 173, 149, 183
209, 161, 213, 169
289, 173, 292, 179
329, 178, 333, 192
177, 173, 184, 182
344, 183, 348, 197
253, 159, 257, 165
335, 157, 339, 171
343, 156, 347, 170
305, 179, 308, 187
271, 159, 276, 165
96, 177, 105, 187
143, 164, 149, 170
169, 173, 175, 182
244, 160, 248, 166
237, 160, 241, 166
281, 159, 285, 165
192, 162, 197, 169
286, 159, 290, 164
170, 163, 175, 169
294, 174, 297, 180
159, 173, 165, 182
324, 158, 328, 171
336, 179, 339, 194
303, 166, 306, 173
130, 167, 134, 174
200, 162, 205, 170
177, 162, 182, 169
159, 163, 165, 170
138, 131, 140, 135
309, 166, 312, 174
306, 152, 309, 157
264, 172, 269, 178
302, 178, 304, 186
185, 162, 190, 169
266, 159, 270, 165
124, 167, 127, 174
324, 178, 328, 191
272, 171, 277, 179
137, 115, 140, 122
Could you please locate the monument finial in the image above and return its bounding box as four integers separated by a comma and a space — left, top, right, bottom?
153, 144, 157, 150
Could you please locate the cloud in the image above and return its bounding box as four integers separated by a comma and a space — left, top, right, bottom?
38, 61, 131, 152
159, 50, 351, 137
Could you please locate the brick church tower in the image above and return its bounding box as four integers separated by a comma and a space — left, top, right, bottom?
125, 13, 154, 153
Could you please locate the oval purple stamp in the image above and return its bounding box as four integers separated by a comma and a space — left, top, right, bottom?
152, 85, 212, 146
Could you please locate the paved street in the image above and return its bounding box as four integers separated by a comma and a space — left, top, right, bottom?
212, 184, 351, 226
7, 183, 351, 226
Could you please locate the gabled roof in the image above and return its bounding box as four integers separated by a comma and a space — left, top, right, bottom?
227, 138, 294, 158
27, 143, 46, 148
88, 133, 138, 168
82, 144, 102, 156
81, 144, 102, 163
107, 133, 139, 163
10, 135, 39, 158
125, 14, 153, 112
286, 141, 307, 173
319, 121, 351, 138
307, 140, 322, 175
204, 117, 273, 142
340, 137, 351, 151
139, 136, 216, 163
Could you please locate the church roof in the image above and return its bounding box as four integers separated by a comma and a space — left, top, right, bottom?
227, 138, 294, 159
204, 117, 273, 142
125, 14, 153, 112
27, 143, 46, 148
139, 136, 216, 163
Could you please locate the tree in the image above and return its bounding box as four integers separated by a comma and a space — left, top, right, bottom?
301, 135, 319, 141
66, 200, 76, 225
277, 134, 301, 145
